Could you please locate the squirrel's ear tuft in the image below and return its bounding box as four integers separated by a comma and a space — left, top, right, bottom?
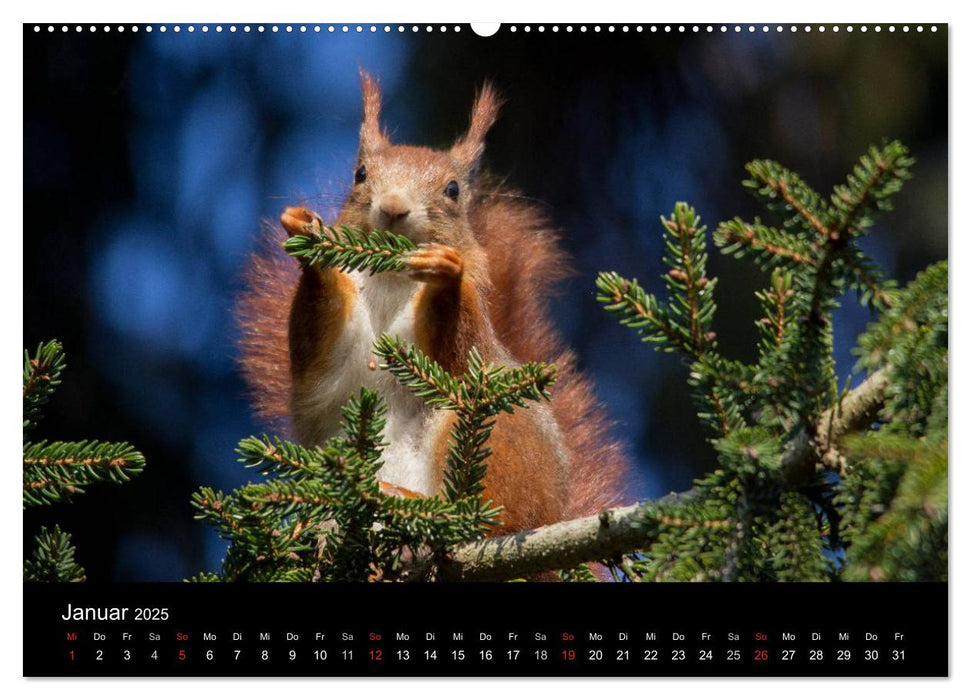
451, 82, 504, 173
359, 70, 389, 153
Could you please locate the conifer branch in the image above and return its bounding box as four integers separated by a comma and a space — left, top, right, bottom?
831, 142, 914, 239
705, 385, 734, 435
437, 503, 650, 581
24, 525, 86, 582
238, 480, 343, 518
781, 368, 890, 483
600, 206, 749, 437
23, 340, 66, 434
22, 340, 146, 580
468, 358, 557, 416
661, 204, 714, 353
432, 366, 892, 581
595, 272, 693, 355
559, 562, 604, 582
744, 161, 834, 243
375, 336, 554, 519
719, 145, 910, 429
191, 348, 556, 581
597, 205, 719, 359
437, 496, 733, 581
283, 219, 417, 275
756, 269, 794, 350
23, 440, 145, 507
236, 435, 331, 479
776, 179, 833, 242
715, 218, 816, 268
341, 389, 388, 463
848, 261, 895, 310
373, 335, 464, 408
191, 488, 250, 537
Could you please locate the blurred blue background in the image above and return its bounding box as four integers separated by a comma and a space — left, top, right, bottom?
23, 25, 947, 580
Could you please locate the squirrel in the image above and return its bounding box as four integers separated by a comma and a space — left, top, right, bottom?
236, 73, 628, 535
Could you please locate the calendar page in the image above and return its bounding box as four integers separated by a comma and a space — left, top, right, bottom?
22, 21, 948, 678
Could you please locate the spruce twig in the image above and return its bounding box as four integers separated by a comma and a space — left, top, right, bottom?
283, 219, 417, 275
23, 440, 145, 507
23, 340, 66, 434
24, 525, 86, 582
597, 204, 743, 436
375, 335, 554, 527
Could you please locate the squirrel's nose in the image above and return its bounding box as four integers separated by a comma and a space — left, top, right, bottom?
378, 194, 411, 223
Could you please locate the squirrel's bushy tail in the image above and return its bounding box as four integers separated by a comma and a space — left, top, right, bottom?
236, 224, 297, 437
237, 199, 630, 519
472, 192, 630, 518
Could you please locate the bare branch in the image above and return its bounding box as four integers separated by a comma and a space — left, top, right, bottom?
439, 503, 650, 581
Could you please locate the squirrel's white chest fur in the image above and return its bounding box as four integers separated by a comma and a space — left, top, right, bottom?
294, 271, 446, 496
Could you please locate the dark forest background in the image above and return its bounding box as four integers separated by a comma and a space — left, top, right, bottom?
23, 24, 947, 580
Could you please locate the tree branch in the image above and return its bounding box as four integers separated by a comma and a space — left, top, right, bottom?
438, 503, 651, 581
781, 368, 890, 483
435, 368, 890, 581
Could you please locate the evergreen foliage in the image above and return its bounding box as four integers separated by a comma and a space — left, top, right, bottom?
23, 440, 147, 507
190, 339, 555, 582
283, 215, 417, 274
23, 339, 66, 435
22, 341, 145, 581
836, 261, 947, 581
558, 563, 601, 582
597, 141, 945, 582
24, 524, 86, 583
853, 261, 947, 436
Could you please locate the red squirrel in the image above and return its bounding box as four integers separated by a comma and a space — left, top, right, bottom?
237, 73, 628, 534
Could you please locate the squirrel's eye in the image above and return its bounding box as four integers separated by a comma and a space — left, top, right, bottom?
444, 180, 460, 200
354, 165, 367, 184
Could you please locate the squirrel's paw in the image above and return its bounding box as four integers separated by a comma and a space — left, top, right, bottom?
378, 480, 427, 499
280, 206, 323, 237
405, 244, 464, 284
